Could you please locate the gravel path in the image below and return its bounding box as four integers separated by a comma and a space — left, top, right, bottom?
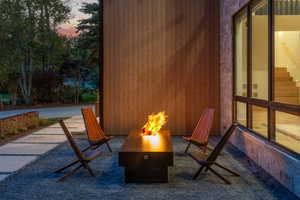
0, 137, 298, 200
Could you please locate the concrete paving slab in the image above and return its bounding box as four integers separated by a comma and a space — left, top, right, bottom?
0, 174, 9, 181
12, 134, 66, 144
0, 143, 58, 155
33, 129, 64, 135
0, 156, 37, 172
48, 124, 83, 128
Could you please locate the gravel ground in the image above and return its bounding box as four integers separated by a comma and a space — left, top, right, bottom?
0, 137, 298, 200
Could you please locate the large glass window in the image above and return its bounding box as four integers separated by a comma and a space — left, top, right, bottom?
251, 0, 269, 100
252, 105, 268, 137
234, 9, 248, 97
274, 0, 300, 105
276, 111, 300, 153
237, 102, 247, 126
233, 0, 300, 154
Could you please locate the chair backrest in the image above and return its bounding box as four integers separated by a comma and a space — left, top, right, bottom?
59, 120, 86, 161
206, 124, 237, 164
81, 108, 106, 143
191, 108, 215, 143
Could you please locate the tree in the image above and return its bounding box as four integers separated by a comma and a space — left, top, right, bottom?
76, 0, 100, 69
60, 37, 91, 104
0, 0, 71, 104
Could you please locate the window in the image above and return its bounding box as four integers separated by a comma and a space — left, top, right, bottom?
274, 0, 300, 105
236, 102, 247, 126
276, 111, 300, 153
233, 0, 300, 154
252, 105, 268, 137
251, 0, 269, 100
234, 9, 248, 97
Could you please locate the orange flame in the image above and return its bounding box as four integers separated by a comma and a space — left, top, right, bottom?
142, 111, 168, 136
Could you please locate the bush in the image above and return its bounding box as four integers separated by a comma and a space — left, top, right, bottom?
81, 93, 97, 103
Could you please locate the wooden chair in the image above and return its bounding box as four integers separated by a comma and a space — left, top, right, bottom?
183, 108, 215, 153
81, 108, 113, 152
188, 124, 240, 184
54, 121, 102, 182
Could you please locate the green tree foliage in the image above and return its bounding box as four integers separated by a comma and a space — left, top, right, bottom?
60, 37, 91, 104
0, 0, 70, 104
0, 0, 100, 106
76, 0, 100, 90
77, 0, 100, 62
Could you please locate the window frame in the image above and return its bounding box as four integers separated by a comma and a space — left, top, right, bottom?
232, 0, 300, 155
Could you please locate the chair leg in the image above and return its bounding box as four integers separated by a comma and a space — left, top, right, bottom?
58, 164, 83, 182
214, 162, 240, 177
54, 160, 80, 173
207, 167, 231, 184
185, 142, 191, 154
193, 165, 205, 180
82, 146, 92, 152
204, 167, 209, 172
82, 162, 95, 177
105, 142, 112, 152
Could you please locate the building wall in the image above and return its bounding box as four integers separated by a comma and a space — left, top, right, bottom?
104, 0, 220, 135
220, 0, 300, 197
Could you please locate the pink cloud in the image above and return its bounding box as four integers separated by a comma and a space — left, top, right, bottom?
58, 0, 97, 37
57, 27, 78, 37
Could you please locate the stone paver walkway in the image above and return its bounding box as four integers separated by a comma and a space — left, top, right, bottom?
0, 116, 85, 182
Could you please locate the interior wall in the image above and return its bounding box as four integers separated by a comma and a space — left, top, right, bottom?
103, 0, 220, 135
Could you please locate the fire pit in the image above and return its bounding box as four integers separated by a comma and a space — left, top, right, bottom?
119, 112, 173, 183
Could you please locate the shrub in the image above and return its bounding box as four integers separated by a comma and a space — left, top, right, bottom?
81, 93, 97, 103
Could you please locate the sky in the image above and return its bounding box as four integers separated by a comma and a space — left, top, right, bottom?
58, 0, 98, 37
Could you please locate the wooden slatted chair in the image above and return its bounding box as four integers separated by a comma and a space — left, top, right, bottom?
188, 124, 240, 184
183, 108, 215, 153
81, 108, 113, 152
54, 121, 102, 182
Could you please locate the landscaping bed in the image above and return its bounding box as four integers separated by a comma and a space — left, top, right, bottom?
0, 102, 95, 111
0, 116, 67, 146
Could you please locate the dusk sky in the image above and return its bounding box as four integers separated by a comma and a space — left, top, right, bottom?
58, 0, 98, 37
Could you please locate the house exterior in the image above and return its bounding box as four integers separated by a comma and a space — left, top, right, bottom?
103, 0, 300, 197
221, 0, 300, 197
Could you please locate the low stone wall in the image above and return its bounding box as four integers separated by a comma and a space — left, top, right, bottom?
230, 127, 300, 198
0, 112, 39, 136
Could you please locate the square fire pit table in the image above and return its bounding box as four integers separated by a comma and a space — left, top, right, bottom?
119, 130, 173, 183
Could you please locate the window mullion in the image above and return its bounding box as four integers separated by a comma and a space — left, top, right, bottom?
247, 5, 253, 129
268, 0, 275, 141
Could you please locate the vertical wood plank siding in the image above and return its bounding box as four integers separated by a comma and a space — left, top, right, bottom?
103, 0, 220, 135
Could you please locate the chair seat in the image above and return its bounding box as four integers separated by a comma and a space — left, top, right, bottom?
81, 108, 114, 152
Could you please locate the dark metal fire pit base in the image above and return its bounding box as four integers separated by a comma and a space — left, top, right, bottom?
125, 167, 168, 183
119, 130, 173, 183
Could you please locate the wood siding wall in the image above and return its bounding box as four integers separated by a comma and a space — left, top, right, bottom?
103, 0, 220, 135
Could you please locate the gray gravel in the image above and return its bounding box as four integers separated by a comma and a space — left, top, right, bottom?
0, 137, 298, 200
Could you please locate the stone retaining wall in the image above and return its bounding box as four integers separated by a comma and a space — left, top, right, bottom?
0, 112, 39, 136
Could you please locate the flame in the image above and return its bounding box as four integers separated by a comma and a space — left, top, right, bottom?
142, 111, 168, 136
